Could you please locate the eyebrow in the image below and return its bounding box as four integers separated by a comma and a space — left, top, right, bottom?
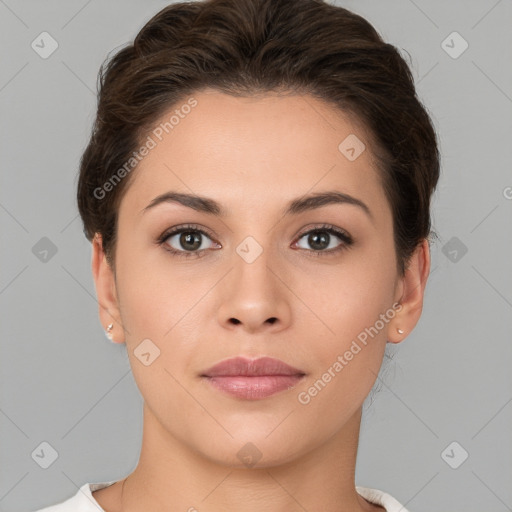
141, 190, 372, 219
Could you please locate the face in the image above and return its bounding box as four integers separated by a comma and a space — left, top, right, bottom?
94, 89, 425, 468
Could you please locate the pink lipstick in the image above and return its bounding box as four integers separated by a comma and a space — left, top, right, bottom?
201, 356, 306, 400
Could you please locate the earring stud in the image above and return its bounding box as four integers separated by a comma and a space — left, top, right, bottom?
106, 323, 114, 340
397, 328, 404, 335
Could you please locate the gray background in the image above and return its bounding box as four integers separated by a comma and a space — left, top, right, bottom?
1, 1, 511, 511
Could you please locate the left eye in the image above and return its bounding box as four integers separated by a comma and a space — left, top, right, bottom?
294, 226, 352, 253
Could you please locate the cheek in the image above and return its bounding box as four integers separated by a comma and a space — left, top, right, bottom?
301, 244, 396, 336
114, 237, 188, 335
296, 243, 396, 390
294, 267, 393, 422
114, 246, 208, 389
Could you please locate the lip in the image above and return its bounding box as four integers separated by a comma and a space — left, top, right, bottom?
202, 356, 305, 377
200, 356, 306, 400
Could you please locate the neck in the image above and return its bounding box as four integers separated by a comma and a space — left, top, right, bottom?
115, 403, 380, 512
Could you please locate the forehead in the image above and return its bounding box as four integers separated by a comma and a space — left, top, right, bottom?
118, 90, 388, 221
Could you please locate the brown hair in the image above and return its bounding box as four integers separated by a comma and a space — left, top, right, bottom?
77, 0, 440, 275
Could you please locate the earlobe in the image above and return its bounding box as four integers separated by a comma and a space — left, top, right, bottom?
91, 233, 125, 344
388, 239, 431, 344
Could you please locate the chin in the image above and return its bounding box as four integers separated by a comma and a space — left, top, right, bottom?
191, 428, 314, 470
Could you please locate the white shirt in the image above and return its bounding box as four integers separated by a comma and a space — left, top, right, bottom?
32, 480, 411, 511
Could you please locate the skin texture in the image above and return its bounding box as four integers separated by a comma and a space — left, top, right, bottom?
91, 89, 430, 512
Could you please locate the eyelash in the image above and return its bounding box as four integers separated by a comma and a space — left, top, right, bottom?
156, 223, 354, 259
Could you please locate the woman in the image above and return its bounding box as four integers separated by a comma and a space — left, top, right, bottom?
34, 0, 439, 510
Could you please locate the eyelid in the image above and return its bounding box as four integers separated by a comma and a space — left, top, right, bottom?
158, 223, 217, 242
295, 223, 352, 242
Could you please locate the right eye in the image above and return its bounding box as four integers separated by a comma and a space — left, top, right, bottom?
157, 224, 220, 259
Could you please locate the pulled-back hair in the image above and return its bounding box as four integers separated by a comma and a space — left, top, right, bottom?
77, 0, 440, 275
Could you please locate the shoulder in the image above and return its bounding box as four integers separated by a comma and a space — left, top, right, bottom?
356, 486, 411, 512
31, 481, 117, 512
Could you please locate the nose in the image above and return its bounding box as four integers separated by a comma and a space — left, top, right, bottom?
216, 243, 292, 334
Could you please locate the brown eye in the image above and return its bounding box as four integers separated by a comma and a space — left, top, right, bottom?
170, 231, 203, 251
295, 225, 353, 255
157, 224, 219, 259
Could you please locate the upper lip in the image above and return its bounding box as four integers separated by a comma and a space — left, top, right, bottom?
201, 356, 306, 377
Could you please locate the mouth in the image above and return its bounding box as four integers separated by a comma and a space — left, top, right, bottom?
200, 356, 306, 400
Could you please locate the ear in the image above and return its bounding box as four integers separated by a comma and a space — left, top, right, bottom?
91, 233, 125, 344
388, 238, 430, 343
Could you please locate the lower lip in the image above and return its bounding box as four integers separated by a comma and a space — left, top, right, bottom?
203, 375, 305, 400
